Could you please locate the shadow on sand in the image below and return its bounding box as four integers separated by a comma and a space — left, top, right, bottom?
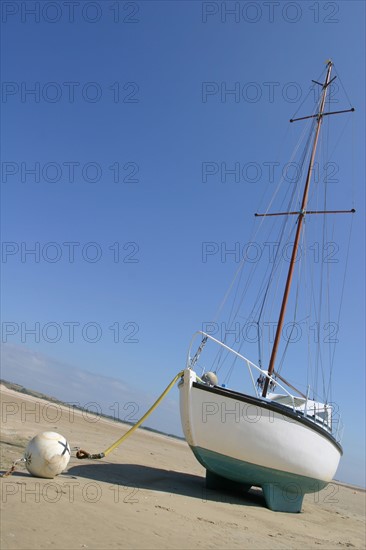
67, 462, 265, 507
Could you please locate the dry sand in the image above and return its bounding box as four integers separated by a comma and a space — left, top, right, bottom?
1, 384, 365, 549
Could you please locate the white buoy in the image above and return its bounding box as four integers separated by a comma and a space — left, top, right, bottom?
24, 432, 70, 479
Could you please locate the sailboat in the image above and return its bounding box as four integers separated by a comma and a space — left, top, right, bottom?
178, 61, 355, 512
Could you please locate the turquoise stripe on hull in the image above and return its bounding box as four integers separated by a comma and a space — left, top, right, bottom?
191, 445, 328, 512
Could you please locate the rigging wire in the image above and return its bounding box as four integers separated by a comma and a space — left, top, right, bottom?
326, 213, 354, 402
213, 111, 318, 384
204, 65, 355, 398
255, 119, 316, 371
302, 227, 314, 393
325, 85, 356, 403
290, 66, 326, 122
333, 64, 354, 108
276, 217, 308, 377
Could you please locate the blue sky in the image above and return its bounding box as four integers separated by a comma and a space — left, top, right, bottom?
1, 1, 365, 487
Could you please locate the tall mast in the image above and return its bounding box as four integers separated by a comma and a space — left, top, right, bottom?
261, 61, 333, 398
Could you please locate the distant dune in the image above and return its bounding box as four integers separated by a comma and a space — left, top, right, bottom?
0, 379, 184, 440
1, 343, 183, 436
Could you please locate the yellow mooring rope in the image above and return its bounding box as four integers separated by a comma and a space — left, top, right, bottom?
76, 370, 185, 460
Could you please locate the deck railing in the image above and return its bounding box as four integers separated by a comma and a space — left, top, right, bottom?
187, 331, 343, 443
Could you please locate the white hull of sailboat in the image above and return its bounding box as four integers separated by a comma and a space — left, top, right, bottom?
179, 368, 342, 512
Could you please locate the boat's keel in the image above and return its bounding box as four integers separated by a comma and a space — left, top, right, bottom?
261, 483, 303, 513
192, 446, 328, 513
206, 469, 251, 493
206, 469, 303, 512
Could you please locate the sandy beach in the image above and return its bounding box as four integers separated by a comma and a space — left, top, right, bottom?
1, 384, 365, 550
